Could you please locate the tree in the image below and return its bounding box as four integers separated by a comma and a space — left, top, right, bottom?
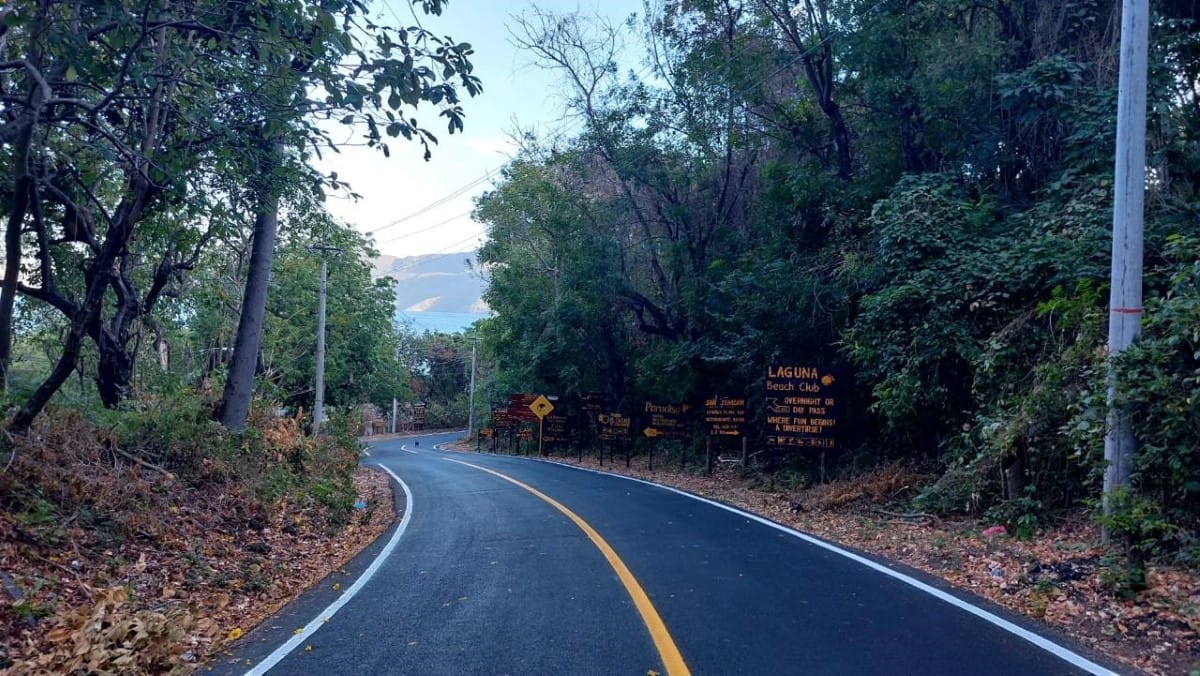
217, 0, 480, 431
0, 0, 480, 433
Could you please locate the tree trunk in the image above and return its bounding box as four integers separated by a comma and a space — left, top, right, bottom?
7, 170, 150, 432
92, 270, 141, 407
9, 306, 94, 434
0, 92, 41, 393
1002, 447, 1026, 500
95, 333, 135, 407
218, 137, 283, 432
0, 172, 31, 394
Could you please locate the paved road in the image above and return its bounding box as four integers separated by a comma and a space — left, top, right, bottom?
216, 432, 1122, 675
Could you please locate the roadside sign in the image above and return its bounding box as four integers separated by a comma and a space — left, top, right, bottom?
704, 395, 746, 436
643, 400, 692, 440
530, 394, 554, 419
580, 392, 611, 415
479, 427, 494, 438
507, 393, 539, 422
543, 413, 569, 445
764, 365, 840, 449
491, 407, 514, 430
597, 412, 632, 440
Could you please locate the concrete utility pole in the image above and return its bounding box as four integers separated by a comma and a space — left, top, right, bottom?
1104, 0, 1149, 535
467, 331, 477, 438
310, 245, 343, 435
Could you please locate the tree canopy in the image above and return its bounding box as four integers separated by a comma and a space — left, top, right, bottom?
0, 0, 480, 432
474, 0, 1200, 568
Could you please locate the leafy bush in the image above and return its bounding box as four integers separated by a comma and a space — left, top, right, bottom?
1104, 235, 1200, 543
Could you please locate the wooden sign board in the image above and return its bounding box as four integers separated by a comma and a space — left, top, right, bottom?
643, 400, 692, 440
491, 407, 514, 430
580, 392, 612, 415
543, 413, 569, 445
508, 393, 540, 422
598, 412, 632, 441
704, 395, 746, 437
764, 365, 839, 449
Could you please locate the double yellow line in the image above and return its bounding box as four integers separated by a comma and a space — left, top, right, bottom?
445, 459, 690, 676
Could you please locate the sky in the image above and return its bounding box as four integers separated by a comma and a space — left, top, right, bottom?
318, 0, 646, 259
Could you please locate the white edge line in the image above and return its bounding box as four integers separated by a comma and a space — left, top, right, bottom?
535, 459, 1120, 676
244, 466, 414, 675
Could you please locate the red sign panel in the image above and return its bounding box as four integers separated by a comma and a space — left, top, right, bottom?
507, 393, 539, 422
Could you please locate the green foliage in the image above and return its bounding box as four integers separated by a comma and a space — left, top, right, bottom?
468, 0, 1200, 568
983, 495, 1044, 540
1097, 489, 1185, 563
1108, 235, 1200, 534
841, 174, 998, 448
0, 0, 480, 429
100, 382, 228, 478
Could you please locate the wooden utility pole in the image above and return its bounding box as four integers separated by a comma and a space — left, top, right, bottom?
1104, 0, 1149, 536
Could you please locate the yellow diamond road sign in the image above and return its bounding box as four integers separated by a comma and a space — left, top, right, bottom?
530, 395, 554, 419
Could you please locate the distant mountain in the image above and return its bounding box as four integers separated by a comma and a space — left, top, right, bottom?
371, 252, 490, 333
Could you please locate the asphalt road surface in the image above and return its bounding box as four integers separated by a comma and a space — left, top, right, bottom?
215, 431, 1124, 675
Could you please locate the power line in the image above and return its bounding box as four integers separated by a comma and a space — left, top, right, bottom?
366, 167, 500, 236
375, 210, 474, 246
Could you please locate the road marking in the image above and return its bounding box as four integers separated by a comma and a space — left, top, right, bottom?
244, 465, 414, 675
444, 458, 690, 676
400, 445, 419, 455
540, 460, 1119, 676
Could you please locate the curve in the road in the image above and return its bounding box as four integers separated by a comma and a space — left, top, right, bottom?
445, 458, 690, 676
539, 459, 1120, 676
226, 433, 1124, 675
244, 466, 415, 676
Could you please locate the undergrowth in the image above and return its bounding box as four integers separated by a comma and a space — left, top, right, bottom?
0, 388, 366, 673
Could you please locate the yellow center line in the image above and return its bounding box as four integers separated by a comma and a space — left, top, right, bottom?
444, 458, 690, 676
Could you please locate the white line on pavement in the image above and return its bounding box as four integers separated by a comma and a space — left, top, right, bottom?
539, 459, 1119, 676
244, 466, 414, 675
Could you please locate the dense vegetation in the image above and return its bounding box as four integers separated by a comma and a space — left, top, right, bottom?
0, 0, 483, 437
472, 0, 1200, 574
0, 2, 480, 663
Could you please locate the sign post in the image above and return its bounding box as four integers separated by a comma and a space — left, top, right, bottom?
492, 406, 513, 454
412, 401, 427, 431
529, 394, 555, 457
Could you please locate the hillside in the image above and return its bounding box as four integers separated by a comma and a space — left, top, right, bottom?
372, 252, 490, 333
